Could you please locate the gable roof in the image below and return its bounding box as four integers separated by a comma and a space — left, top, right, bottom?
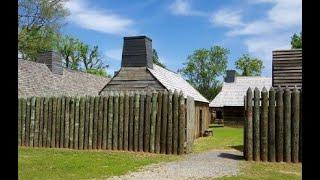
18, 59, 110, 97
148, 64, 209, 103
209, 76, 272, 107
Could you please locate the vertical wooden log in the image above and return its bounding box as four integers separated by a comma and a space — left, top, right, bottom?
155, 92, 162, 153
245, 88, 253, 161
160, 91, 168, 154
74, 97, 80, 149
79, 97, 85, 150
47, 97, 53, 147
43, 97, 49, 147
261, 87, 268, 162
21, 98, 27, 146
102, 96, 109, 150
29, 97, 36, 147
292, 87, 300, 163
268, 87, 276, 162
123, 92, 129, 151
38, 98, 44, 147
144, 91, 151, 152
284, 87, 291, 162
92, 97, 99, 149
84, 96, 90, 149
276, 87, 284, 162
167, 91, 173, 154
243, 95, 247, 158
129, 93, 134, 151
34, 97, 41, 147
64, 97, 70, 148
118, 93, 124, 150
88, 96, 95, 149
113, 93, 119, 150
97, 96, 104, 149
186, 96, 195, 154
172, 90, 179, 154
55, 97, 61, 148
51, 97, 57, 148
59, 97, 65, 148
25, 97, 31, 147
133, 92, 140, 151
69, 97, 75, 149
107, 93, 114, 150
299, 89, 302, 162
178, 91, 185, 155
139, 92, 146, 152
150, 91, 158, 153
18, 99, 22, 146
253, 88, 260, 161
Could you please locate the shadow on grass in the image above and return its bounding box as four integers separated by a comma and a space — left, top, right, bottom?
229, 145, 243, 152
218, 153, 244, 161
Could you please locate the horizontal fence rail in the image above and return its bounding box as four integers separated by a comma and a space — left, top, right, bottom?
244, 86, 302, 163
18, 90, 195, 155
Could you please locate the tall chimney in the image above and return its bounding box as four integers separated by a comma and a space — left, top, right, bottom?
224, 70, 236, 83
36, 51, 63, 75
121, 36, 153, 69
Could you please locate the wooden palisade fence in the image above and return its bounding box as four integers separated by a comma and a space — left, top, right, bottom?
244, 86, 301, 163
18, 90, 195, 155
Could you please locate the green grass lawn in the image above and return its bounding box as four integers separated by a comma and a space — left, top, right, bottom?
18, 147, 179, 180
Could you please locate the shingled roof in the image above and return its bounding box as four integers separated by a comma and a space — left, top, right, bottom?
148, 64, 209, 103
209, 76, 272, 107
18, 59, 110, 97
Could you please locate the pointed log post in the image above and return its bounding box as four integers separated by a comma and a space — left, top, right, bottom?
102, 96, 109, 150
144, 91, 151, 152
245, 88, 253, 161
88, 96, 95, 149
118, 93, 124, 150
123, 92, 129, 151
84, 96, 90, 150
133, 92, 140, 151
30, 97, 36, 147
160, 90, 168, 154
138, 92, 146, 152
21, 98, 27, 146
172, 90, 179, 155
150, 91, 158, 153
129, 92, 134, 151
59, 97, 65, 148
178, 91, 185, 155
64, 97, 70, 148
79, 97, 85, 150
97, 96, 104, 149
292, 87, 300, 163
167, 90, 173, 154
55, 97, 61, 148
107, 92, 114, 150
34, 97, 41, 147
299, 89, 302, 162
284, 87, 291, 162
261, 87, 268, 162
113, 93, 119, 150
276, 86, 284, 162
50, 97, 57, 148
268, 87, 276, 162
74, 97, 80, 149
253, 88, 260, 161
155, 92, 163, 153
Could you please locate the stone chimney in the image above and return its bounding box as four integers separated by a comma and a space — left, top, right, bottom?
224, 70, 236, 83
121, 36, 153, 69
36, 51, 63, 75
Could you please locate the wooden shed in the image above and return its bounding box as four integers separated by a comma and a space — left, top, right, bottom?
100, 36, 210, 138
209, 70, 272, 125
272, 49, 302, 88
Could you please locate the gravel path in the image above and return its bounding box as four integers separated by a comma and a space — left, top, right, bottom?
108, 150, 243, 180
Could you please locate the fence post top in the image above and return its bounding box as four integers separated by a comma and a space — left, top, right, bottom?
247, 87, 252, 93
262, 87, 267, 92
269, 86, 274, 91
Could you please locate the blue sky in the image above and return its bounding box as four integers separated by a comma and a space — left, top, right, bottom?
62, 0, 301, 77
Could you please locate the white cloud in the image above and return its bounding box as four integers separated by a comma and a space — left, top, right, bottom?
105, 48, 122, 61
210, 9, 244, 27
169, 0, 206, 16
64, 0, 136, 36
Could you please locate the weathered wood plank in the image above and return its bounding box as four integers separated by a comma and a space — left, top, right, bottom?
51, 97, 57, 148
74, 97, 80, 149
107, 93, 114, 150
34, 97, 41, 147
21, 98, 27, 146
186, 96, 195, 154
59, 97, 65, 148
283, 88, 291, 162
128, 93, 134, 151
102, 96, 109, 150
160, 91, 168, 154
92, 97, 99, 149
118, 93, 124, 150
113, 93, 119, 150
123, 92, 129, 151
149, 91, 157, 153
29, 97, 36, 147
47, 97, 53, 147
166, 91, 173, 154
79, 97, 85, 150
268, 87, 276, 162
138, 92, 145, 152
291, 87, 300, 163
144, 91, 151, 152
43, 97, 49, 147
178, 91, 185, 155
55, 97, 61, 148
97, 96, 104, 149
261, 88, 268, 162
64, 97, 70, 148
245, 88, 253, 161
172, 90, 179, 155
69, 98, 75, 149
88, 96, 94, 149
253, 88, 260, 161
155, 92, 162, 153
83, 96, 89, 149
133, 92, 140, 151
276, 87, 284, 162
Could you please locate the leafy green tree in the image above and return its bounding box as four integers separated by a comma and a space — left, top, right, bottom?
179, 46, 229, 100
235, 54, 264, 76
55, 35, 81, 69
152, 49, 166, 68
18, 0, 69, 60
291, 31, 302, 49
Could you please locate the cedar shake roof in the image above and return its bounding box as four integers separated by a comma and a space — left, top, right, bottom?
18, 59, 110, 97
148, 64, 209, 103
209, 76, 272, 107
